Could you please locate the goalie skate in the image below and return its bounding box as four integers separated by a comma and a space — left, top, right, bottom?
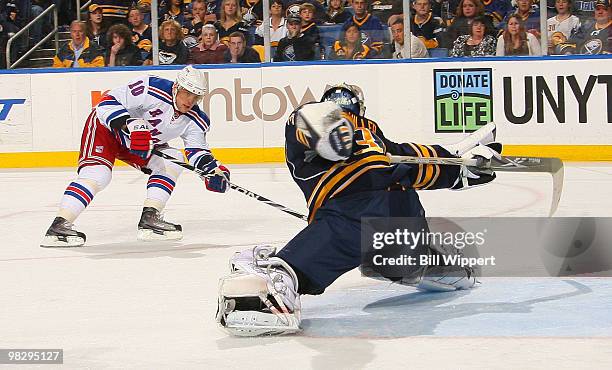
40, 217, 86, 248
137, 207, 183, 241
417, 264, 477, 292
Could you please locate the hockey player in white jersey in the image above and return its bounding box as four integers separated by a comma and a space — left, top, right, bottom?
41, 65, 230, 247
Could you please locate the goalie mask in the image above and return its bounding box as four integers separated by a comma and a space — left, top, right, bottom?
320, 83, 366, 116
294, 101, 355, 161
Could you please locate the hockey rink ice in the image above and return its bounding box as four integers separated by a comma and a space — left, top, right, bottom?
2, 162, 612, 368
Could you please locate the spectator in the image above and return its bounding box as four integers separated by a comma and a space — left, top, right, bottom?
182, 0, 209, 48
1, 2, 22, 68
386, 16, 429, 58
95, 0, 132, 25
328, 21, 375, 59
286, 0, 326, 24
450, 16, 497, 56
160, 0, 187, 25
105, 23, 143, 66
86, 4, 109, 49
324, 0, 352, 24
443, 0, 495, 48
215, 0, 250, 45
369, 0, 403, 25
128, 6, 152, 60
442, 0, 512, 27
411, 0, 446, 49
255, 0, 287, 46
187, 23, 228, 63
547, 0, 581, 54
135, 0, 152, 24
557, 0, 610, 55
484, 0, 513, 28
344, 0, 386, 55
300, 3, 321, 49
144, 19, 189, 65
500, 0, 540, 37
53, 20, 105, 67
274, 13, 315, 61
223, 31, 261, 62
496, 14, 541, 55
241, 0, 263, 26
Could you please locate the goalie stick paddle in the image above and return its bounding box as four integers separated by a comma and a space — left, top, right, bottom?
152, 149, 308, 221
389, 155, 564, 216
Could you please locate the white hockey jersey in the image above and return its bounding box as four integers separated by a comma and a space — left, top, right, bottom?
95, 75, 212, 167
547, 14, 581, 40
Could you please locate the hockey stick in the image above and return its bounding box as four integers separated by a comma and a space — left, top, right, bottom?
389, 155, 564, 216
152, 149, 308, 221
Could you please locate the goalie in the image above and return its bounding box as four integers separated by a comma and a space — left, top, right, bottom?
216, 84, 501, 336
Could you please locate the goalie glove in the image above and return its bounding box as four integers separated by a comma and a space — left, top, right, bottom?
293, 101, 354, 161
216, 246, 301, 336
194, 154, 230, 193
126, 118, 153, 160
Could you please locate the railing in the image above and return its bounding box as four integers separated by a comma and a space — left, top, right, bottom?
6, 5, 59, 69
76, 0, 93, 22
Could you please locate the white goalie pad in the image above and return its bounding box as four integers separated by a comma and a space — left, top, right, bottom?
216, 247, 301, 336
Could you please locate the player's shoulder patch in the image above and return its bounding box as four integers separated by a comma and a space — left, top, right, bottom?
146, 76, 173, 105
148, 76, 173, 94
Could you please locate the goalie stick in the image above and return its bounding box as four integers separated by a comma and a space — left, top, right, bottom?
388, 154, 564, 216
152, 149, 308, 221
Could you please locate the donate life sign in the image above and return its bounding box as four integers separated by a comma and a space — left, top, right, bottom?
433, 68, 493, 133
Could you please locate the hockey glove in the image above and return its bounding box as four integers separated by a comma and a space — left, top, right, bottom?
126, 118, 153, 160
451, 142, 502, 190
196, 155, 230, 193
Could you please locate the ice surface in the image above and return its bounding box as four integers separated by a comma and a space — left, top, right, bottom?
1, 163, 611, 368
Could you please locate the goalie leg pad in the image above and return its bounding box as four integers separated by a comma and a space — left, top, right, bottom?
216, 246, 301, 336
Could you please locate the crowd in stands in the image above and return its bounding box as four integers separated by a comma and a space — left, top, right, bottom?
0, 0, 609, 68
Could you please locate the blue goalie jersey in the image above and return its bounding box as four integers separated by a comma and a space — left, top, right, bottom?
285, 108, 461, 222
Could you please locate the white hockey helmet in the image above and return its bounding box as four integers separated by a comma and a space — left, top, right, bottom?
174, 65, 208, 98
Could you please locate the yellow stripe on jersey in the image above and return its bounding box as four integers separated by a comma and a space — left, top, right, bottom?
308, 154, 390, 222
330, 164, 389, 199
413, 144, 434, 188
306, 161, 344, 208
342, 111, 357, 128
407, 142, 425, 185
296, 128, 310, 148
423, 146, 441, 190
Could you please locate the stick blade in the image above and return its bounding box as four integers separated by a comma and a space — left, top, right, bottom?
492, 156, 564, 216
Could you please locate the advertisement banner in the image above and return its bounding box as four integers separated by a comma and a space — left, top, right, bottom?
0, 74, 31, 152
8, 57, 612, 161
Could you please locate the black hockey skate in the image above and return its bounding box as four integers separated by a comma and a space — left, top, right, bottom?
40, 217, 86, 247
137, 207, 183, 241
